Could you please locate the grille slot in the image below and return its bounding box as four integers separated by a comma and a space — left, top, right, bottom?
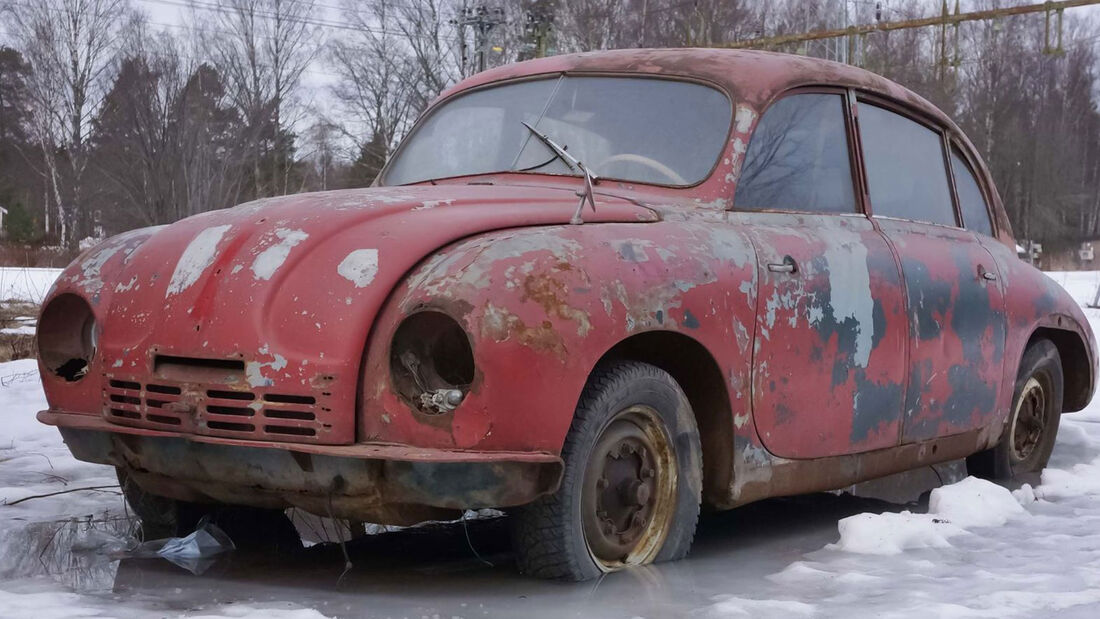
109, 408, 141, 420
146, 414, 182, 426
264, 425, 316, 437
264, 393, 316, 405
109, 394, 141, 405
109, 379, 140, 390
147, 384, 182, 395
263, 409, 315, 421
208, 389, 254, 401
207, 421, 255, 432
207, 405, 254, 417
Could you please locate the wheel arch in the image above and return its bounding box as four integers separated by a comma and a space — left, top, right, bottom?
1027, 325, 1094, 413
593, 330, 733, 508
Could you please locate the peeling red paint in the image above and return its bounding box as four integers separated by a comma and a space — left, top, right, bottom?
36, 49, 1097, 522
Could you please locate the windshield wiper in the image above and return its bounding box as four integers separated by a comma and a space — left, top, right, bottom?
520, 121, 599, 225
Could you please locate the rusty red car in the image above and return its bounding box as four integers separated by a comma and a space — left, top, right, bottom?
37, 49, 1096, 580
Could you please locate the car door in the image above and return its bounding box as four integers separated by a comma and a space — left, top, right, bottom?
732, 91, 908, 459
856, 100, 1007, 443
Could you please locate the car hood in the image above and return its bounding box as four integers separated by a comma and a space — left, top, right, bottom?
50, 184, 655, 399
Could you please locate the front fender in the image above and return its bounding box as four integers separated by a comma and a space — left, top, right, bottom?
358, 220, 759, 452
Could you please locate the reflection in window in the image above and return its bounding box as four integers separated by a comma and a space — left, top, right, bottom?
384, 76, 731, 187
733, 94, 855, 213
951, 149, 993, 236
859, 103, 956, 226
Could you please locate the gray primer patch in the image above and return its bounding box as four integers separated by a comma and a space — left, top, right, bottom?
166, 225, 232, 296
251, 228, 308, 281
338, 249, 380, 288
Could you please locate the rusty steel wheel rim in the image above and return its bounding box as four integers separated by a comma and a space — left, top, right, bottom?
1010, 376, 1048, 463
581, 405, 677, 571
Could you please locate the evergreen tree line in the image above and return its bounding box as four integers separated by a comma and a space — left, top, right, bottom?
0, 0, 1097, 249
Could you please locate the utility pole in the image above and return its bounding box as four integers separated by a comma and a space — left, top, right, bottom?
456, 4, 506, 73
524, 3, 553, 59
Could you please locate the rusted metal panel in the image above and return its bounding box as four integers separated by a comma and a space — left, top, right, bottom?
743, 212, 908, 458
58, 427, 561, 523
358, 215, 759, 452
874, 221, 1008, 443
36, 49, 1097, 521
41, 184, 657, 447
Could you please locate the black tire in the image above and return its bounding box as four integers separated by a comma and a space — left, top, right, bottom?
117, 468, 206, 540
117, 469, 301, 550
511, 361, 703, 581
968, 338, 1063, 481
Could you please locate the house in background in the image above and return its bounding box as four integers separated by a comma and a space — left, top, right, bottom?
0, 205, 8, 238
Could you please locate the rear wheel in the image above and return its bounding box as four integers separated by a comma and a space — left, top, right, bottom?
968, 338, 1063, 481
511, 361, 702, 581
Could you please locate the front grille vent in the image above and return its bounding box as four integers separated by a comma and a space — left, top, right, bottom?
104, 379, 320, 440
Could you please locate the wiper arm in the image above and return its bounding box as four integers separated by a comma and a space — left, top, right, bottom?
520, 121, 599, 225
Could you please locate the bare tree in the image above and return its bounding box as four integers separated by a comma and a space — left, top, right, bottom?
194, 0, 320, 198
5, 0, 131, 247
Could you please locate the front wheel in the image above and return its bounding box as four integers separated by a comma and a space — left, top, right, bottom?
968, 338, 1063, 481
511, 361, 702, 580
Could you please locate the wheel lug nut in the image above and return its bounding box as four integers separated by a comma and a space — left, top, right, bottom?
642, 467, 655, 479
632, 512, 645, 526
596, 477, 609, 490
602, 521, 614, 535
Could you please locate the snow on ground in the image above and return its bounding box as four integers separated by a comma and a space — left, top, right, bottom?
0, 267, 62, 304
2, 269, 1100, 617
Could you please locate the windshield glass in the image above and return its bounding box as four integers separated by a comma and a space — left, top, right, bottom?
382, 76, 731, 187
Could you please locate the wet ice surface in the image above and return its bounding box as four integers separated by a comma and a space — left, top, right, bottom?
3, 271, 1100, 618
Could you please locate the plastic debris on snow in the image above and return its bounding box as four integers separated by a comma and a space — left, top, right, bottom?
829, 476, 1025, 555
68, 519, 236, 575
125, 519, 235, 574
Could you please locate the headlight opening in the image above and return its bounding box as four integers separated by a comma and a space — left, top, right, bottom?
38, 294, 98, 382
389, 310, 475, 415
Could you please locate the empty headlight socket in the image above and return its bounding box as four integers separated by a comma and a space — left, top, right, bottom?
389, 310, 475, 415
38, 294, 98, 382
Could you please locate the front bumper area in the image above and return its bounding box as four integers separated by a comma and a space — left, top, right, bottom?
40, 410, 563, 525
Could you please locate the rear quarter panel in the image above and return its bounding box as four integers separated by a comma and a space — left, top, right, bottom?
980, 237, 1097, 415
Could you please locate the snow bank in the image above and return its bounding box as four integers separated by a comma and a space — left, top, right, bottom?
928, 475, 1026, 528
703, 595, 816, 618
0, 586, 333, 619
830, 477, 1023, 555
831, 510, 964, 555
0, 267, 62, 304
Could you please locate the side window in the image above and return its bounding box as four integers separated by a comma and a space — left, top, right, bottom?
858, 103, 956, 226
734, 93, 856, 213
950, 148, 994, 237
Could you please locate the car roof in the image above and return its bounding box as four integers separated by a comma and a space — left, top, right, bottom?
442, 48, 953, 130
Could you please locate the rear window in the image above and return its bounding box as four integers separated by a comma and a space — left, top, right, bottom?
734, 93, 856, 214
951, 149, 994, 236
859, 103, 956, 227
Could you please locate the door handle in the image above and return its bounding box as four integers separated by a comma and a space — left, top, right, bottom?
978, 265, 997, 281
767, 256, 798, 274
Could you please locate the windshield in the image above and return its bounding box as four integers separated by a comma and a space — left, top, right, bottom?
382, 76, 732, 187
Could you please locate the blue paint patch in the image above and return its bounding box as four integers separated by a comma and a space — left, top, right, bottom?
683, 309, 700, 329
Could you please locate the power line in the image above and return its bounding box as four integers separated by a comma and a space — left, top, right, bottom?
717, 0, 1100, 50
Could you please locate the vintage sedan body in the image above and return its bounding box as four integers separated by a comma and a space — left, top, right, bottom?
37, 49, 1096, 580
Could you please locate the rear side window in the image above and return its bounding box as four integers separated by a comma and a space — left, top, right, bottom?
951, 149, 993, 237
734, 93, 856, 214
858, 103, 956, 226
